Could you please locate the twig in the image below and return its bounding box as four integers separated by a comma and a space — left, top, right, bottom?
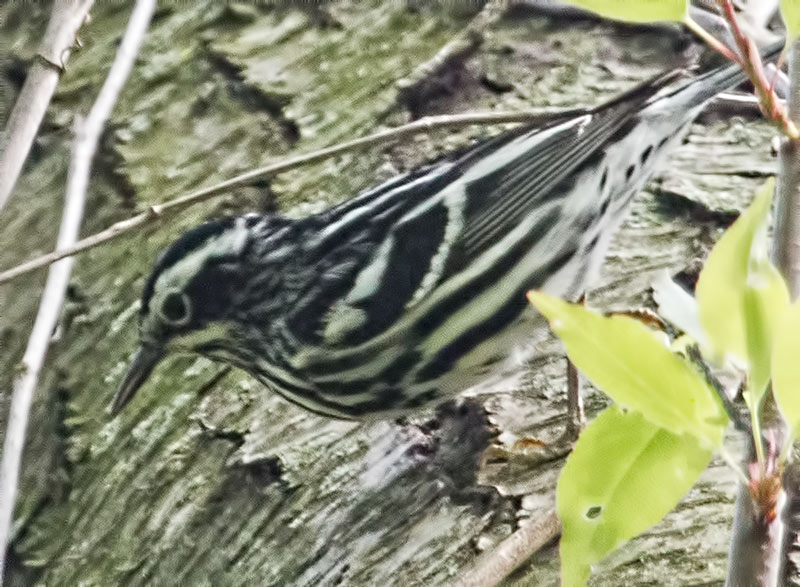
0, 0, 156, 581
452, 510, 560, 587
709, 91, 786, 117
396, 0, 506, 105
717, 0, 798, 138
685, 6, 787, 97
685, 345, 750, 433
774, 43, 800, 295
0, 107, 586, 286
774, 34, 800, 587
684, 14, 741, 64
725, 9, 798, 585
0, 0, 94, 214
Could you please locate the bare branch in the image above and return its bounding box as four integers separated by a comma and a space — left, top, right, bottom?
773, 36, 800, 587
774, 42, 800, 295
0, 107, 586, 286
726, 460, 784, 586
452, 510, 560, 587
727, 19, 800, 587
716, 0, 797, 138
0, 0, 156, 580
0, 0, 94, 214
396, 0, 506, 107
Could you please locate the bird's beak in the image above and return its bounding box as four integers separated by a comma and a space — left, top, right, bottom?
110, 345, 164, 416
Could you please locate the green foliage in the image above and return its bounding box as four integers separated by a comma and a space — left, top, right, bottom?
695, 180, 789, 404
529, 179, 794, 585
560, 0, 687, 23
558, 406, 712, 587
528, 292, 727, 448
772, 300, 800, 435
782, 0, 800, 42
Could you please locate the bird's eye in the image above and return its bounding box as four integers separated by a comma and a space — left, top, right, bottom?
159, 290, 191, 326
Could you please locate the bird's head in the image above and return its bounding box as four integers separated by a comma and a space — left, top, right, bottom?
110, 216, 258, 415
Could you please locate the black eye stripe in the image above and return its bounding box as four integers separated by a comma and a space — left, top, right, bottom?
141, 218, 238, 316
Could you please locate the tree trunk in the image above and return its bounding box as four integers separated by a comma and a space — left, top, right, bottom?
0, 2, 779, 584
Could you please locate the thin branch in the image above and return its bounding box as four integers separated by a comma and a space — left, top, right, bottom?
0, 107, 586, 286
774, 42, 800, 295
0, 0, 94, 214
396, 0, 506, 102
774, 34, 800, 587
0, 0, 156, 581
452, 510, 560, 587
726, 460, 784, 586
780, 447, 800, 584
686, 5, 789, 105
725, 5, 798, 584
717, 0, 798, 138
712, 90, 786, 111
686, 345, 750, 434
684, 14, 741, 64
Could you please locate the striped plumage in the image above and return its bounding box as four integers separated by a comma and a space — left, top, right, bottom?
112, 41, 782, 419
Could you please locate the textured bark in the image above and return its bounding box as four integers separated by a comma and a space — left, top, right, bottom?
0, 2, 781, 585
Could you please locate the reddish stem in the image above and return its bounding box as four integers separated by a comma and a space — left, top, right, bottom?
716, 0, 797, 138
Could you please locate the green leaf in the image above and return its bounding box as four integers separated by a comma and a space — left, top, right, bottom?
782, 0, 800, 42
528, 291, 726, 447
695, 179, 788, 403
560, 0, 687, 22
772, 300, 800, 436
744, 263, 790, 403
558, 406, 712, 586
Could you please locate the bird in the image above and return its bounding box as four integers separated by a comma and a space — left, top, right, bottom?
111, 40, 784, 421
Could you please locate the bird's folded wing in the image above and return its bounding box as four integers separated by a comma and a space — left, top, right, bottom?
292, 71, 682, 348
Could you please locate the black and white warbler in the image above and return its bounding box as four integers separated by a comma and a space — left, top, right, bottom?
112, 42, 783, 419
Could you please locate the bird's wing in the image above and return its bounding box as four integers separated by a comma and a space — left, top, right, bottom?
450, 70, 686, 262
288, 71, 682, 348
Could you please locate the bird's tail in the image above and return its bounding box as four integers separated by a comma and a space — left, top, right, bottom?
661, 38, 785, 108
